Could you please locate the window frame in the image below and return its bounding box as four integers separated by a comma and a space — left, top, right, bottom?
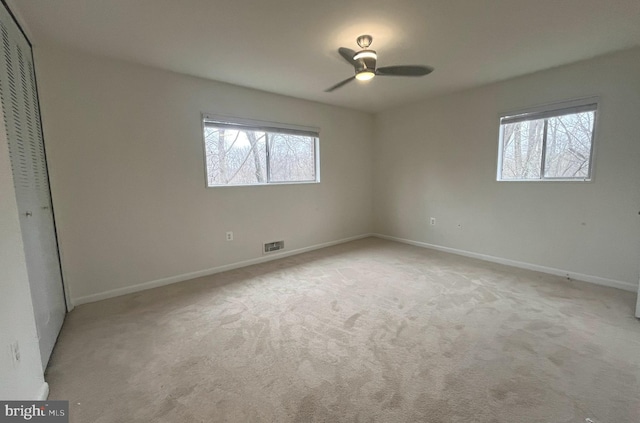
496, 97, 599, 182
201, 113, 320, 187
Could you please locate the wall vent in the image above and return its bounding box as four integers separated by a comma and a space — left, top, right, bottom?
263, 240, 284, 254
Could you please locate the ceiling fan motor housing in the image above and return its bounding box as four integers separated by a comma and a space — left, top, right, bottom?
354, 50, 377, 72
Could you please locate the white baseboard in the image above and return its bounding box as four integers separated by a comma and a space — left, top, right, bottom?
373, 233, 638, 293
71, 232, 637, 306
72, 234, 373, 306
36, 382, 49, 400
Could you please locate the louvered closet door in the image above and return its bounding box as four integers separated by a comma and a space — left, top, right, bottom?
0, 3, 66, 368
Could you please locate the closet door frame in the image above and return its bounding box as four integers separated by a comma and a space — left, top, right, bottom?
1, 0, 71, 371
3, 0, 69, 311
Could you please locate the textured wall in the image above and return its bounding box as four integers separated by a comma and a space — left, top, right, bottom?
373, 48, 640, 288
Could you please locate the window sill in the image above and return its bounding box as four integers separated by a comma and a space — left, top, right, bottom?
206, 180, 321, 188
496, 178, 592, 183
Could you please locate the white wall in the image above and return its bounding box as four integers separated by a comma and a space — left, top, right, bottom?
0, 121, 46, 399
32, 45, 640, 306
373, 48, 640, 289
34, 47, 374, 304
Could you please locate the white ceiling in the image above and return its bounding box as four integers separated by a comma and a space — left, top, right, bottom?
9, 0, 640, 113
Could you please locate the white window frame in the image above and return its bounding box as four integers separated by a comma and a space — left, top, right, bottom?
497, 97, 599, 182
202, 113, 320, 187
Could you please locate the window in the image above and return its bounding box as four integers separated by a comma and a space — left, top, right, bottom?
497, 99, 597, 181
202, 114, 319, 186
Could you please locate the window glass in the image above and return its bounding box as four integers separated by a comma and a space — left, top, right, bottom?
268, 133, 316, 183
203, 116, 319, 187
543, 112, 594, 179
498, 102, 596, 181
500, 119, 544, 180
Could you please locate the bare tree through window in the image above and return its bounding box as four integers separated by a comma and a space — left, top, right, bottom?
203, 118, 318, 186
499, 103, 596, 181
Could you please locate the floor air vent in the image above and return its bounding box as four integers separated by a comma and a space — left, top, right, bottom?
264, 240, 284, 254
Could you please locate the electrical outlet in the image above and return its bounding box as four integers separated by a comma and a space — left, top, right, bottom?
226, 231, 233, 241
430, 217, 436, 226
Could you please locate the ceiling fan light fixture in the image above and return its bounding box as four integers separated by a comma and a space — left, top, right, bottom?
325, 35, 433, 92
353, 50, 377, 61
355, 70, 375, 81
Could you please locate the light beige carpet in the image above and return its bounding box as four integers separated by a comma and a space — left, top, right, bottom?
47, 238, 640, 422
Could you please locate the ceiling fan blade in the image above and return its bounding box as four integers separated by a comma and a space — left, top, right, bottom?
325, 76, 356, 92
376, 65, 434, 76
338, 47, 357, 66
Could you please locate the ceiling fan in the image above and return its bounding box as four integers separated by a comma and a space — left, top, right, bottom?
325, 35, 434, 92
